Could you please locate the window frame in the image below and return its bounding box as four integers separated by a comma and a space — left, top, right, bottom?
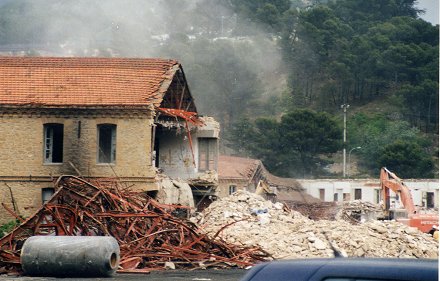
97, 124, 117, 164
354, 188, 362, 200
42, 187, 55, 204
43, 123, 64, 164
198, 137, 218, 172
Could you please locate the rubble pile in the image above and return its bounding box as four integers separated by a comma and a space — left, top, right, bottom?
335, 200, 382, 223
196, 190, 438, 259
285, 201, 338, 220
0, 176, 270, 275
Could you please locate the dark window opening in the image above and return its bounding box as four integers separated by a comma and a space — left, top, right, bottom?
44, 123, 64, 163
154, 133, 160, 168
147, 190, 158, 199
98, 124, 116, 163
354, 188, 362, 200
426, 192, 434, 208
229, 185, 237, 195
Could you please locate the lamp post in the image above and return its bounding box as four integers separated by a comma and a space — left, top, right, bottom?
341, 104, 349, 178
348, 146, 362, 178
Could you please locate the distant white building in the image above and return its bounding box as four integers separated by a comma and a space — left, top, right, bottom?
298, 179, 439, 209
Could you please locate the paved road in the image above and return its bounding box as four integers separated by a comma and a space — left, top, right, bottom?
0, 269, 248, 281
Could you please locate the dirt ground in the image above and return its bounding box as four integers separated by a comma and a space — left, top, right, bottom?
0, 269, 248, 281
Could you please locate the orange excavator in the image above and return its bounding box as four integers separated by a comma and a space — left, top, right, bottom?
380, 167, 438, 233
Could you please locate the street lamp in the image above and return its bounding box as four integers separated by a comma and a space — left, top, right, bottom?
348, 146, 362, 178
341, 104, 349, 177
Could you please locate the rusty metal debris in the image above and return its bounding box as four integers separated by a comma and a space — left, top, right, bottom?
0, 176, 270, 274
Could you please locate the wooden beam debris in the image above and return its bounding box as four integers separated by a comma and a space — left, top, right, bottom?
0, 176, 270, 275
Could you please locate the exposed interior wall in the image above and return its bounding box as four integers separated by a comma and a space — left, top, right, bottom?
155, 126, 197, 179
154, 116, 220, 181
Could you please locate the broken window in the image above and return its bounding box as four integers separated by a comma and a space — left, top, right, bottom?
229, 185, 236, 195
42, 187, 55, 204
97, 124, 116, 163
198, 138, 218, 172
44, 123, 64, 163
354, 188, 362, 200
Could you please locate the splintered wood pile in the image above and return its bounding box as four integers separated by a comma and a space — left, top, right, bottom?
0, 176, 270, 274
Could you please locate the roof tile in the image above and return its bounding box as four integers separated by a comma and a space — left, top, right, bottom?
0, 57, 179, 107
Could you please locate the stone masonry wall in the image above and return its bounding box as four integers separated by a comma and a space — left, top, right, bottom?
0, 181, 49, 223
0, 111, 158, 224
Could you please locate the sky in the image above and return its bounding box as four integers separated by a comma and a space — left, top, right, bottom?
417, 0, 439, 25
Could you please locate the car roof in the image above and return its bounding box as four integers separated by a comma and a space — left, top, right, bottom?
240, 258, 439, 281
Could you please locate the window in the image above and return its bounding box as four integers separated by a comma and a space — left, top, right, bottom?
375, 189, 381, 204
354, 188, 362, 200
334, 189, 343, 202
198, 138, 218, 172
319, 189, 325, 200
229, 185, 237, 195
42, 187, 55, 204
97, 124, 116, 163
44, 123, 64, 163
426, 192, 434, 208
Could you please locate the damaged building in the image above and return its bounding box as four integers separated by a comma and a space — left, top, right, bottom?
217, 155, 320, 204
0, 57, 219, 224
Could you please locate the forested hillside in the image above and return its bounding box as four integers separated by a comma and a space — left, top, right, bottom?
226, 0, 439, 178
0, 0, 437, 178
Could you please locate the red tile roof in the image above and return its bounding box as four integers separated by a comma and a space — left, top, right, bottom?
0, 57, 180, 107
218, 155, 261, 180
219, 155, 321, 202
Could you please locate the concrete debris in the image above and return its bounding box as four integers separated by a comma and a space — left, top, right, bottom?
196, 190, 438, 260
188, 170, 218, 186
284, 201, 338, 220
156, 177, 195, 209
335, 200, 382, 223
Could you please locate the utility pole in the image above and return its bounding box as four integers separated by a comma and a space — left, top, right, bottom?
348, 146, 361, 178
341, 104, 349, 178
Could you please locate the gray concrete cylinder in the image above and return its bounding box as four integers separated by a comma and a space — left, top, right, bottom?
21, 236, 120, 277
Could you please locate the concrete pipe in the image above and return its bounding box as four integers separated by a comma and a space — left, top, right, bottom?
21, 236, 120, 277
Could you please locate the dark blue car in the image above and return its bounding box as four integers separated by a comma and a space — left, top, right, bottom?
240, 258, 438, 281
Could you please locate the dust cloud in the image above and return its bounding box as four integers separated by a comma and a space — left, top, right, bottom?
0, 0, 286, 116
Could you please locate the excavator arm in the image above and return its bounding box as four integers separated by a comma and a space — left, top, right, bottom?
380, 167, 416, 215
379, 167, 438, 233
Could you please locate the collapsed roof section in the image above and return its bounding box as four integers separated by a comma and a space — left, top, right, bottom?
218, 155, 320, 204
